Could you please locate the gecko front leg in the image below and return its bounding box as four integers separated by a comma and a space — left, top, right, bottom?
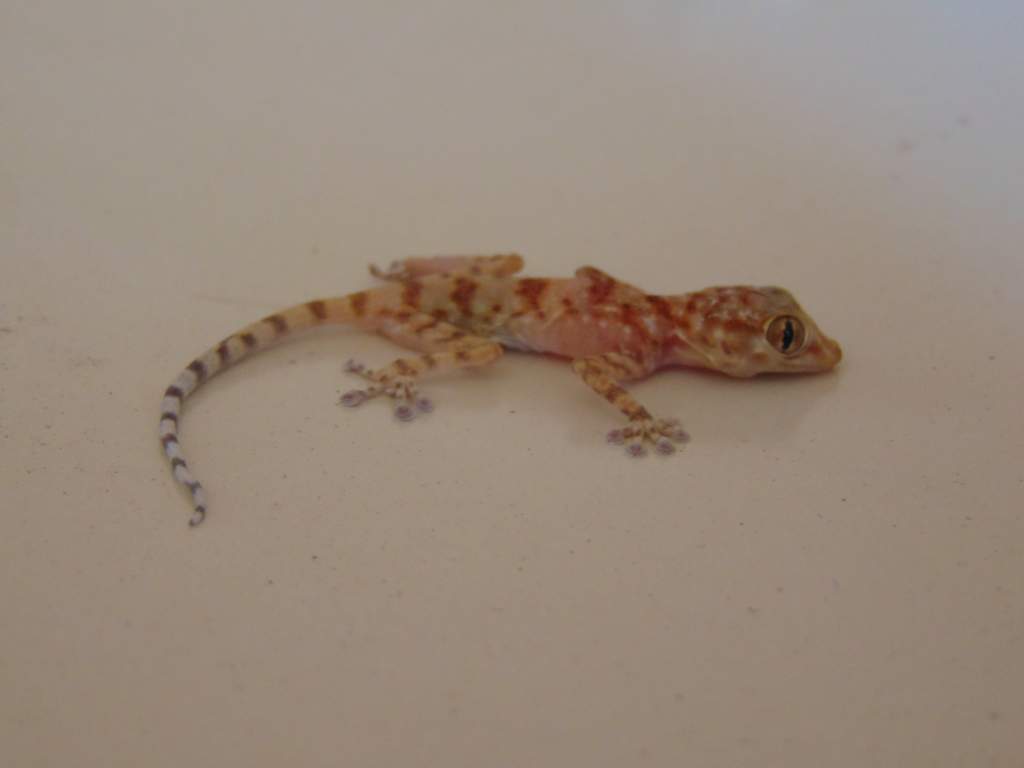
340, 311, 503, 420
572, 352, 690, 456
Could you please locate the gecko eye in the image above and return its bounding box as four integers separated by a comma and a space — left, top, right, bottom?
766, 315, 806, 355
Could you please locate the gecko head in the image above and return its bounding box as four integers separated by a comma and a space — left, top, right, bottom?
671, 286, 842, 377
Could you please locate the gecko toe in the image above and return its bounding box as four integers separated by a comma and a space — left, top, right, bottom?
606, 429, 626, 445
654, 418, 690, 443
414, 396, 434, 413
666, 428, 690, 443
655, 438, 676, 455
344, 358, 366, 374
394, 403, 416, 421
625, 442, 647, 458
339, 389, 369, 407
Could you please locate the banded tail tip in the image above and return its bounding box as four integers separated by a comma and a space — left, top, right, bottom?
190, 506, 207, 527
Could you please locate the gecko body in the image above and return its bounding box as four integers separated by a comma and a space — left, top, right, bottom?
160, 255, 841, 526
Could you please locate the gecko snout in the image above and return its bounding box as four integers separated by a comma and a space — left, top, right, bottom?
827, 337, 843, 365
811, 334, 843, 371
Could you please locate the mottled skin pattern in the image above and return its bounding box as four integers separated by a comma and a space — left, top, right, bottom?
160, 254, 842, 526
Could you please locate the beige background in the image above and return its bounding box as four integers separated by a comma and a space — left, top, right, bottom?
3, 2, 1022, 766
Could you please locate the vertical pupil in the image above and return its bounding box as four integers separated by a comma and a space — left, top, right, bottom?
782, 320, 794, 350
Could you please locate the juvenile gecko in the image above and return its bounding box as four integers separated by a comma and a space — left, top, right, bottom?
160, 254, 842, 526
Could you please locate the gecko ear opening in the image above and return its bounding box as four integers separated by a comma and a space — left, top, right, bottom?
765, 315, 806, 356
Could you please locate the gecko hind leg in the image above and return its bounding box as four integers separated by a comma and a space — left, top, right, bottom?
572, 353, 691, 457
339, 312, 503, 421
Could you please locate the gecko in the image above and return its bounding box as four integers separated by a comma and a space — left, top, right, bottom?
160, 254, 842, 526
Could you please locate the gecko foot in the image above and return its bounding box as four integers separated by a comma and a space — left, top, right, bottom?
340, 360, 434, 421
608, 418, 690, 458
368, 261, 410, 281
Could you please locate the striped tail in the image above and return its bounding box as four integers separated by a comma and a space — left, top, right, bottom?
159, 294, 366, 526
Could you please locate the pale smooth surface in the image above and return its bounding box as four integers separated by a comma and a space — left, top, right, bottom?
3, 3, 1023, 766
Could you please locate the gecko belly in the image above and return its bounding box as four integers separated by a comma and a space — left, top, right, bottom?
497, 315, 641, 359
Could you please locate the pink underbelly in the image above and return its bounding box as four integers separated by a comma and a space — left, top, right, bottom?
498, 315, 640, 359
